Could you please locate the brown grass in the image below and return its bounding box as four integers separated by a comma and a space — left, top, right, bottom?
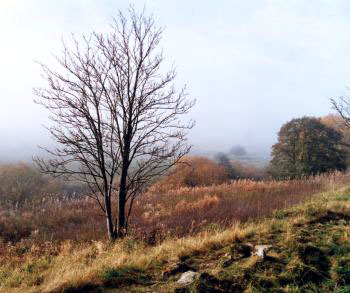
1, 185, 350, 293
131, 171, 350, 237
1, 171, 349, 246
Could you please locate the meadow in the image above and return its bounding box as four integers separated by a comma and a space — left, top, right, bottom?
1, 173, 350, 292
2, 158, 350, 292
1, 166, 349, 245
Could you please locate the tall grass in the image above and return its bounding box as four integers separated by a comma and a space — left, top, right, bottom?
131, 171, 350, 238
1, 171, 349, 245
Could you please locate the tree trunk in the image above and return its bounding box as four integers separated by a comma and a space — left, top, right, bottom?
104, 192, 115, 239
118, 131, 131, 237
118, 166, 127, 237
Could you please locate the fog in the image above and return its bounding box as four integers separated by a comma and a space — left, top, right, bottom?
1, 0, 350, 162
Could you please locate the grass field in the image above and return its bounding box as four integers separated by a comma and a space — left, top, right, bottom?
1, 172, 349, 244
2, 172, 350, 292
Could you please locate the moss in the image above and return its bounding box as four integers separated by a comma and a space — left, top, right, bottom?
338, 286, 350, 293
336, 258, 350, 285
101, 266, 152, 287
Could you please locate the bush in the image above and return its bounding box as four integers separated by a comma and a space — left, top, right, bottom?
215, 153, 237, 179
0, 163, 61, 208
156, 156, 230, 188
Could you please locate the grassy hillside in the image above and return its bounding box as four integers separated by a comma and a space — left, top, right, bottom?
2, 178, 350, 292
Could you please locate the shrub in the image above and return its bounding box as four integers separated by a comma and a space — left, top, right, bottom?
215, 153, 237, 179
156, 156, 230, 188
0, 163, 61, 208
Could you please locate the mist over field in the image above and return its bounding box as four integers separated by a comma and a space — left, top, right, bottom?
4, 2, 350, 292
2, 0, 350, 163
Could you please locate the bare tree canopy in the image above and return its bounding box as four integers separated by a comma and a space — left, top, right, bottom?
33, 7, 195, 239
331, 94, 350, 130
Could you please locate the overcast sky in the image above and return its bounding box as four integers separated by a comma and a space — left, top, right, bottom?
1, 0, 350, 160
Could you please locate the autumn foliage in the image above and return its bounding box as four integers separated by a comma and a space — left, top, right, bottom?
1, 164, 349, 245
155, 156, 230, 189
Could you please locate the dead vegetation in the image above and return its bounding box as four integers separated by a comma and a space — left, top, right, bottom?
1, 168, 349, 245
2, 159, 350, 292
2, 183, 350, 292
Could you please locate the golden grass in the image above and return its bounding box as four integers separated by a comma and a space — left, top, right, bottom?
1, 222, 253, 292
2, 183, 350, 292
1, 172, 350, 292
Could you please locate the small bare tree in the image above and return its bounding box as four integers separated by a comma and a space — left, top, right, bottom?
34, 8, 195, 239
332, 94, 350, 130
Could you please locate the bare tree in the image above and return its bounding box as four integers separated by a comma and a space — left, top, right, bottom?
332, 94, 350, 130
34, 8, 195, 239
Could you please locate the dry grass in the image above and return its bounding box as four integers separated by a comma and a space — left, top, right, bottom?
126, 171, 350, 238
1, 171, 350, 246
1, 162, 350, 292
2, 185, 350, 292
0, 218, 255, 292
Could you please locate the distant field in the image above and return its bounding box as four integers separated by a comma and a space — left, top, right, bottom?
228, 153, 270, 167
191, 146, 271, 168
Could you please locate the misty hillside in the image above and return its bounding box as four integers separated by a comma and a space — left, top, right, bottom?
3, 2, 350, 293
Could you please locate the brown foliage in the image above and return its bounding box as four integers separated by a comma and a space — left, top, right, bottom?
320, 114, 350, 149
1, 170, 349, 246
155, 156, 230, 189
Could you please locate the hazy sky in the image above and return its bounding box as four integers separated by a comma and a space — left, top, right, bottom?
1, 0, 350, 160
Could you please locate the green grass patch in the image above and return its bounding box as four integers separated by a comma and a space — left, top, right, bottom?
101, 266, 152, 288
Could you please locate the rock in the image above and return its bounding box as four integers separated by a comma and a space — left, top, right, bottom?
163, 262, 197, 278
253, 245, 272, 259
177, 271, 199, 286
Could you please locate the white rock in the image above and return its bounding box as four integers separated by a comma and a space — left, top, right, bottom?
254, 245, 272, 259
177, 271, 199, 286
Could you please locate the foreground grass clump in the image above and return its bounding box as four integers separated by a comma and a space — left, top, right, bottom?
3, 185, 350, 292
